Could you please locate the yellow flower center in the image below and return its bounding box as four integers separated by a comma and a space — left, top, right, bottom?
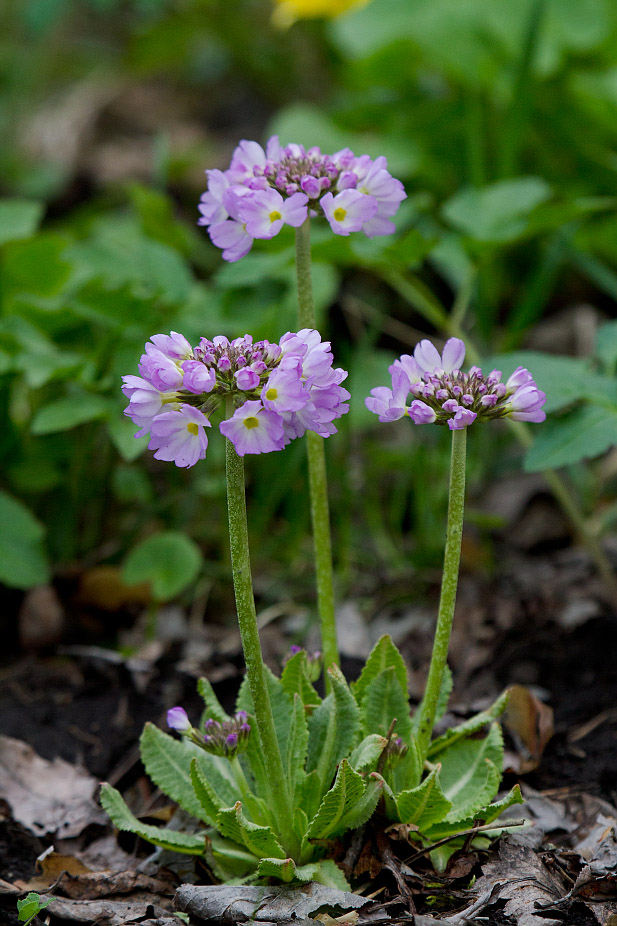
265, 388, 278, 400
244, 416, 259, 429
333, 207, 347, 222
269, 210, 282, 223
186, 422, 199, 435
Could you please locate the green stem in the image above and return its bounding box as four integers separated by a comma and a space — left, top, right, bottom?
416, 428, 467, 760
295, 218, 315, 328
224, 434, 299, 857
295, 219, 340, 674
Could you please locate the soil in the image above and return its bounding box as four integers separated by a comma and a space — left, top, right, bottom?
1, 539, 617, 925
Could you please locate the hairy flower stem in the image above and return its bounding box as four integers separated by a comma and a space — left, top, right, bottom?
295, 219, 340, 677
416, 427, 467, 760
380, 265, 617, 599
224, 432, 299, 857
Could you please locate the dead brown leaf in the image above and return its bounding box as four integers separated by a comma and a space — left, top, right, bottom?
473, 834, 567, 926
503, 684, 554, 773
0, 735, 107, 837
58, 869, 176, 902
46, 897, 170, 924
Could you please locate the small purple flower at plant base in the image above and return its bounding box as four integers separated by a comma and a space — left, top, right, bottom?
366, 337, 546, 431
201, 712, 252, 758
198, 137, 406, 261
167, 706, 192, 732
282, 644, 322, 681
122, 329, 350, 466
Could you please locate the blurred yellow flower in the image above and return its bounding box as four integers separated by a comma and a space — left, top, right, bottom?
272, 0, 369, 28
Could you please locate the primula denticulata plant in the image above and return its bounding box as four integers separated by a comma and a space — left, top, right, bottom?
101, 136, 547, 888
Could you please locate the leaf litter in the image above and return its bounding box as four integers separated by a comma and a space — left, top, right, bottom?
2, 542, 617, 924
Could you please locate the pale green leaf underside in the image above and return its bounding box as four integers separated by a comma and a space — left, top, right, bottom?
100, 784, 206, 854
396, 765, 452, 829
216, 802, 286, 859
352, 635, 408, 706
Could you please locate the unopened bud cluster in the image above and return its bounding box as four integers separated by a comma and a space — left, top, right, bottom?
166, 707, 251, 759
284, 644, 323, 682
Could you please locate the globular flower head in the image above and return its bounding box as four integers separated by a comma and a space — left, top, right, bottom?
122, 329, 349, 466
198, 136, 406, 261
201, 712, 251, 758
366, 337, 546, 430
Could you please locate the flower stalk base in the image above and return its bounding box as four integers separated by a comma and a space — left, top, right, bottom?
416, 427, 467, 759
225, 434, 299, 856
295, 219, 340, 674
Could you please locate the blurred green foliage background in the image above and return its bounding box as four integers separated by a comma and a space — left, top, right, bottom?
2, 0, 617, 626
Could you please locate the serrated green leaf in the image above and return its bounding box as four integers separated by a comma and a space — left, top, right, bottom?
123, 531, 203, 602
428, 690, 509, 759
434, 665, 453, 724
361, 666, 413, 744
236, 667, 293, 785
422, 783, 524, 841
257, 857, 298, 882
307, 759, 366, 840
216, 802, 286, 859
0, 491, 50, 589
524, 404, 617, 471
100, 783, 206, 854
349, 734, 387, 773
392, 736, 423, 794
197, 677, 230, 724
443, 759, 501, 824
31, 393, 110, 435
396, 765, 452, 829
286, 694, 309, 798
297, 770, 323, 824
311, 858, 350, 891
352, 635, 408, 706
306, 666, 360, 796
437, 724, 504, 818
207, 831, 260, 880
140, 723, 237, 820
337, 773, 384, 833
281, 650, 321, 709
190, 758, 224, 826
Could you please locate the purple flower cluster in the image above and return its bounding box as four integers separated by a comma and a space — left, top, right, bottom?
198, 136, 406, 261
167, 706, 251, 758
203, 712, 251, 758
122, 329, 349, 467
366, 338, 546, 431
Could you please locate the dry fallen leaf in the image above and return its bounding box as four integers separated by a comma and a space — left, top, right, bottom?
175, 883, 374, 925
0, 735, 107, 838
46, 897, 170, 924
503, 684, 554, 773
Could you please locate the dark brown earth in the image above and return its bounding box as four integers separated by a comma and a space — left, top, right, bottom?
1, 533, 616, 925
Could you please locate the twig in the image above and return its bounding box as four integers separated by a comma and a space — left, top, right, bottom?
403, 819, 527, 865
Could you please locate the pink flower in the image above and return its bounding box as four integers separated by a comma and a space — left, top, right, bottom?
148, 405, 211, 468
220, 401, 286, 456
237, 189, 308, 239
320, 190, 378, 236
